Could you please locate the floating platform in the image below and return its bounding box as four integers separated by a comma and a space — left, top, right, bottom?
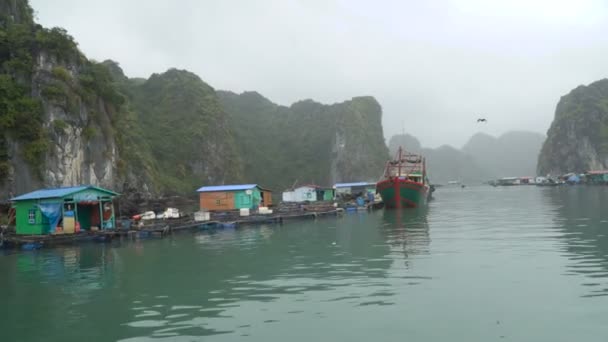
0, 209, 344, 251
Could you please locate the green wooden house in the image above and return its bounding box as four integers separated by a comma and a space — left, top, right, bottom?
197, 184, 273, 211
586, 170, 608, 184
11, 185, 119, 235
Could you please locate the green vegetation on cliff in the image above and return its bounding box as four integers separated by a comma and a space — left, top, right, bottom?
219, 91, 389, 191
0, 1, 52, 179
538, 79, 608, 175
128, 69, 242, 193
1, 0, 387, 197
0, 0, 134, 183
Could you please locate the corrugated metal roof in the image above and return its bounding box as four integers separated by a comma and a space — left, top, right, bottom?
11, 185, 118, 201
334, 182, 373, 188
197, 184, 259, 192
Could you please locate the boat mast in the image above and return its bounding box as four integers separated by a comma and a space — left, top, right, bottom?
398, 146, 402, 177
423, 157, 426, 185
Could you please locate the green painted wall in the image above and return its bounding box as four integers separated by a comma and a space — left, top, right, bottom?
14, 200, 46, 235
233, 188, 262, 209
12, 187, 118, 235
322, 189, 335, 201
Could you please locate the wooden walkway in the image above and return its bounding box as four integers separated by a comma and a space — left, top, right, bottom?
0, 209, 345, 251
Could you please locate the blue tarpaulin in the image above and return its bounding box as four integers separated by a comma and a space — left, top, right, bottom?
567, 175, 581, 184
38, 203, 62, 234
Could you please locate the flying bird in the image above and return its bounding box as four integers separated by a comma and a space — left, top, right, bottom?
477, 118, 487, 123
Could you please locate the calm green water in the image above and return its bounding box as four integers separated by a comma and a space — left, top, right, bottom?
2, 186, 608, 341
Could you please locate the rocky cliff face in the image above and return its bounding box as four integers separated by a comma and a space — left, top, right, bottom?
538, 79, 608, 175
37, 54, 118, 191
330, 96, 389, 183
218, 91, 389, 191
0, 0, 242, 200
0, 1, 128, 197
1, 0, 386, 201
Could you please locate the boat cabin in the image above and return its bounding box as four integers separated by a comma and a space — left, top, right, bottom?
383, 150, 427, 185
10, 185, 119, 235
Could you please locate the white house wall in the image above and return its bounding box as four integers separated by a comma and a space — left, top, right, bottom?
294, 187, 317, 202
282, 191, 296, 202
282, 187, 318, 202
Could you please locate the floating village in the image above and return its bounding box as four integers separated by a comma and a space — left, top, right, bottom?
2, 146, 607, 251
0, 147, 432, 251
0, 181, 385, 251
486, 170, 608, 186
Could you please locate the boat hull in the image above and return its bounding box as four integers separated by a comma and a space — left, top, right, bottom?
376, 178, 430, 209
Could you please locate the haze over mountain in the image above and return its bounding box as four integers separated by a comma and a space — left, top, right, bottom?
463, 131, 546, 178
389, 131, 545, 183
0, 0, 388, 201
30, 0, 608, 148
3, 0, 607, 201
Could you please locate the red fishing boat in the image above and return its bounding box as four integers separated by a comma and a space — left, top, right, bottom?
376, 147, 431, 208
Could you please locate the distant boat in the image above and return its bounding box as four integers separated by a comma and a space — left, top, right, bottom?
376, 146, 431, 209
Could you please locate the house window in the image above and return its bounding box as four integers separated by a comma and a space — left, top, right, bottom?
28, 209, 36, 224
216, 199, 221, 206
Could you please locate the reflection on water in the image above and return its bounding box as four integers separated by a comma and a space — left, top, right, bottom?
542, 186, 608, 297
2, 187, 608, 341
381, 208, 431, 260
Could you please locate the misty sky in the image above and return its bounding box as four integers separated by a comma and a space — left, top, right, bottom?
31, 0, 608, 148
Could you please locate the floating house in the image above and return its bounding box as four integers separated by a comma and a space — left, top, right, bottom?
197, 184, 272, 211
10, 185, 119, 235
282, 185, 335, 202
334, 182, 376, 196
496, 177, 519, 186
518, 177, 535, 185
586, 170, 608, 184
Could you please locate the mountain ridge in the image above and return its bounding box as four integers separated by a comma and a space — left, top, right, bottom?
389, 131, 545, 183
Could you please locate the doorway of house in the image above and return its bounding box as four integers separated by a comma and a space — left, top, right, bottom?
76, 203, 95, 230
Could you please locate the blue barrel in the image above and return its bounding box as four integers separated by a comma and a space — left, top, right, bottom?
356, 197, 365, 206
121, 219, 132, 229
